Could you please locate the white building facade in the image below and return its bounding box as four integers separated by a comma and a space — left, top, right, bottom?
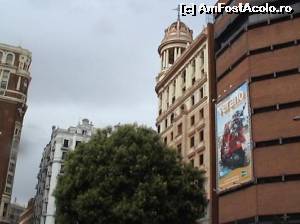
33, 119, 97, 224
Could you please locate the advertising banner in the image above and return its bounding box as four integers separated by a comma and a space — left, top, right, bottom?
216, 82, 253, 192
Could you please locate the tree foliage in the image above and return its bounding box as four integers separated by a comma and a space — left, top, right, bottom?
55, 124, 207, 224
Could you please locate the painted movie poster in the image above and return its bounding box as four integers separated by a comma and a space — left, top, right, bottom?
216, 82, 253, 192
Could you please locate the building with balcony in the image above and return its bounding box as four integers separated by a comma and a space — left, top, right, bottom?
0, 43, 32, 224
214, 0, 300, 223
33, 119, 97, 224
155, 19, 215, 223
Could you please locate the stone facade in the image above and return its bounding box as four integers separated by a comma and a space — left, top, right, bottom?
33, 119, 97, 224
155, 20, 215, 223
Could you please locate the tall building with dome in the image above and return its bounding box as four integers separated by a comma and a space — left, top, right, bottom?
155, 19, 216, 223
0, 43, 32, 224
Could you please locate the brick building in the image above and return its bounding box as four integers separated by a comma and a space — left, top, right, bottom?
214, 0, 300, 223
0, 43, 32, 224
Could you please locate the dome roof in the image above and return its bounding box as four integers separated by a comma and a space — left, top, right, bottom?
159, 20, 193, 52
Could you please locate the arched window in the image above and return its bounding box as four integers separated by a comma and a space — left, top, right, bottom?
0, 70, 10, 92
6, 53, 14, 65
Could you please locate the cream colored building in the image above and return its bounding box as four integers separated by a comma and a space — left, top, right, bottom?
155, 19, 214, 223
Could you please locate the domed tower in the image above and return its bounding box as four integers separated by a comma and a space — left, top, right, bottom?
158, 19, 193, 72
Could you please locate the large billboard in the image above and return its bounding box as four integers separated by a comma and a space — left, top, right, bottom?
216, 82, 253, 192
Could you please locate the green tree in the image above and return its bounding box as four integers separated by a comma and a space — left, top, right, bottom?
54, 124, 207, 224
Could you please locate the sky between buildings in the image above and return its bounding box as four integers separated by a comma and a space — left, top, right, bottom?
0, 0, 215, 206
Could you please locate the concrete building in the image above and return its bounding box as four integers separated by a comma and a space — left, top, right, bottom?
0, 43, 32, 224
214, 0, 300, 223
7, 202, 25, 224
19, 198, 35, 224
155, 19, 215, 223
33, 119, 96, 224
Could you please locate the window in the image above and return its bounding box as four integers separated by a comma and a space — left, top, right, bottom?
14, 128, 19, 136
8, 163, 14, 173
200, 51, 204, 63
170, 113, 175, 124
0, 70, 10, 90
62, 151, 67, 160
82, 130, 87, 135
199, 154, 204, 166
171, 132, 174, 141
157, 125, 161, 134
75, 141, 81, 147
159, 94, 162, 113
177, 123, 182, 136
177, 144, 182, 155
63, 139, 69, 148
19, 62, 24, 70
60, 165, 65, 174
172, 80, 176, 96
190, 136, 195, 148
6, 53, 14, 65
190, 115, 195, 126
165, 119, 168, 129
169, 48, 175, 65
7, 175, 13, 185
10, 152, 17, 162
200, 87, 204, 99
5, 187, 11, 194
3, 203, 8, 217
23, 79, 28, 90
180, 104, 185, 113
164, 137, 167, 144
191, 95, 195, 106
166, 87, 170, 108
182, 70, 186, 83
0, 51, 3, 62
192, 77, 196, 85
201, 68, 205, 77
182, 86, 186, 93
190, 159, 194, 167
199, 108, 204, 119
199, 130, 204, 142
192, 60, 196, 74
172, 96, 175, 103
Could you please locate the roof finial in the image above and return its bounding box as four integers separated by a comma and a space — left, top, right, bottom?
173, 5, 180, 22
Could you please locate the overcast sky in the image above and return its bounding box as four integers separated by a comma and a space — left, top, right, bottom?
0, 0, 215, 206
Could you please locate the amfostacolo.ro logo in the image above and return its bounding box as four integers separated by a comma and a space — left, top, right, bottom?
179, 2, 294, 16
